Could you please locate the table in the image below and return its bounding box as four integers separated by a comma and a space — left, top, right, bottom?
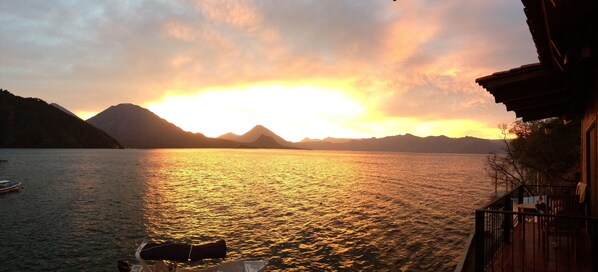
515, 203, 544, 241
516, 203, 537, 213
516, 203, 538, 223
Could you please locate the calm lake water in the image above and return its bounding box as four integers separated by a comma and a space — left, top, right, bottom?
0, 149, 494, 271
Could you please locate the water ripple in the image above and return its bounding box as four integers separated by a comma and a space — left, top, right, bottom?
0, 149, 493, 271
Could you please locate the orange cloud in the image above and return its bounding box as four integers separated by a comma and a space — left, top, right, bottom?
162, 21, 196, 41
1, 0, 536, 140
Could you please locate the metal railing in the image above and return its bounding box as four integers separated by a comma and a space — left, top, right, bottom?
472, 185, 598, 272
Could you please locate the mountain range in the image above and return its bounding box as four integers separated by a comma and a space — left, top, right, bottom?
87, 103, 238, 148
1, 89, 506, 153
294, 134, 505, 154
219, 125, 293, 146
86, 104, 303, 149
238, 135, 299, 149
0, 89, 121, 148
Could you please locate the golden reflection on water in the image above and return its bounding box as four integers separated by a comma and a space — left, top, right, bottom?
0, 149, 492, 271
142, 149, 358, 238
138, 149, 491, 271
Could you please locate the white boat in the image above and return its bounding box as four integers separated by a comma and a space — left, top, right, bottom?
0, 180, 22, 194
121, 240, 267, 272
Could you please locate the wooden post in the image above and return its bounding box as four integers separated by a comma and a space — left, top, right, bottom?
517, 185, 524, 204
592, 218, 598, 271
517, 185, 524, 224
504, 195, 513, 243
475, 210, 485, 272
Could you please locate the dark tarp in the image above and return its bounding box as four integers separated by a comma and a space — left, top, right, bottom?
139, 240, 227, 262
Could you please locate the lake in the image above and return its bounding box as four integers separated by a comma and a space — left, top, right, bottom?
0, 149, 494, 271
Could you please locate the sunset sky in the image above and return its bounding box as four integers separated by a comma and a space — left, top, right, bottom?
0, 1, 537, 142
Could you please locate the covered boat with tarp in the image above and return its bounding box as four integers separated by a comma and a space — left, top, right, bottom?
121, 239, 267, 272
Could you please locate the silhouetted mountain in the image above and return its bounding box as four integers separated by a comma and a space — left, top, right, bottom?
0, 89, 122, 148
294, 133, 505, 154
238, 135, 299, 149
51, 103, 80, 119
219, 125, 294, 146
219, 132, 240, 140
87, 103, 239, 148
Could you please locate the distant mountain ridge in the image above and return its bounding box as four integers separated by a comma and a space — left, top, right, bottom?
0, 89, 506, 153
295, 133, 505, 154
238, 135, 298, 149
87, 103, 239, 148
0, 89, 122, 148
87, 103, 504, 153
218, 125, 503, 154
219, 125, 293, 146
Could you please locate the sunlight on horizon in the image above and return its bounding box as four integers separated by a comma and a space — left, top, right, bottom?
74, 81, 508, 142
3, 1, 532, 143
145, 82, 373, 142
77, 111, 98, 121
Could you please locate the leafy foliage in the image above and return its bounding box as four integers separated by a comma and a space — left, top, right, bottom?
485, 118, 581, 190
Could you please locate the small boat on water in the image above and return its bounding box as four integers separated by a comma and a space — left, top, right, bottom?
120, 240, 267, 272
0, 180, 22, 194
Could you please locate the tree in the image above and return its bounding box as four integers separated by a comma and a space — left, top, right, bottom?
485, 118, 581, 193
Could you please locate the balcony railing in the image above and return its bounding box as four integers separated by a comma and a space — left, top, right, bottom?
462, 185, 598, 272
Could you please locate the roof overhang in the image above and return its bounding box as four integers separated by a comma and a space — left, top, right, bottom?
476, 63, 581, 122
522, 0, 598, 70
477, 0, 598, 122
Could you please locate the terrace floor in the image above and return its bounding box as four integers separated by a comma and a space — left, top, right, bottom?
488, 219, 592, 272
